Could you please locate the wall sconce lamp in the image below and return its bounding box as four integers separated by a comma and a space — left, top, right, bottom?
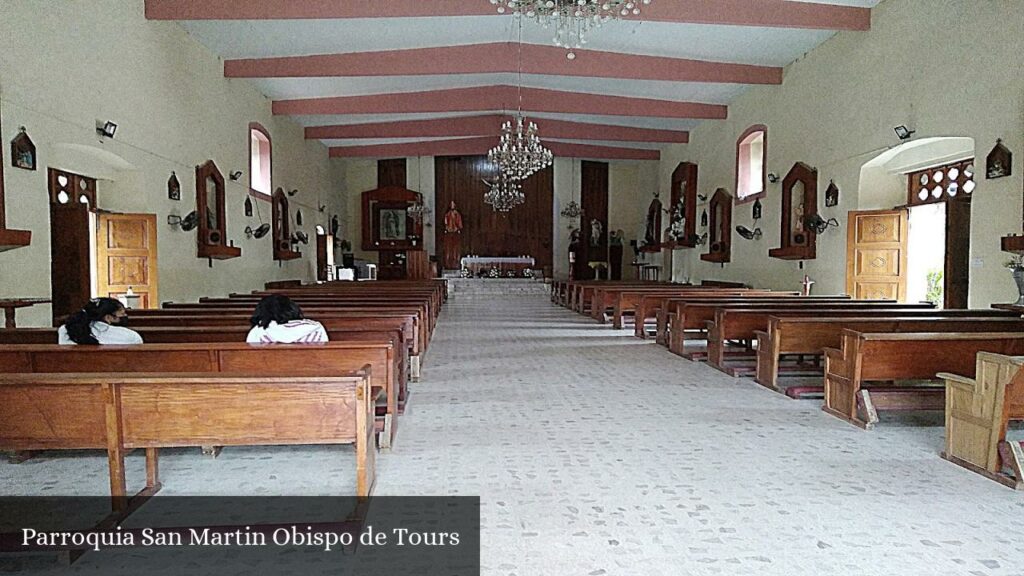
894, 125, 916, 141
229, 170, 244, 181
287, 189, 299, 197
96, 120, 118, 139
803, 214, 841, 234
767, 173, 779, 184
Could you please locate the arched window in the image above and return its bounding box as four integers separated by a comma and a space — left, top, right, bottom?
249, 122, 272, 197
736, 125, 767, 203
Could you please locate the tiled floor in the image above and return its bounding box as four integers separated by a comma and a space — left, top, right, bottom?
3, 294, 1024, 575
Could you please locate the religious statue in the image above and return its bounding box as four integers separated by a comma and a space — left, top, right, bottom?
441, 201, 464, 271
609, 229, 625, 280
644, 196, 662, 248
568, 227, 581, 280
590, 218, 604, 247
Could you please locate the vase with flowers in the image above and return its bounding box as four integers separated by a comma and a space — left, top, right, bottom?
1005, 255, 1024, 306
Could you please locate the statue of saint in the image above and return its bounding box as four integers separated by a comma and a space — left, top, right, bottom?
590, 218, 603, 247
441, 201, 464, 270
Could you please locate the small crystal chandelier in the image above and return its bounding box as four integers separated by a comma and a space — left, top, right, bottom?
489, 0, 651, 59
487, 116, 554, 181
483, 174, 526, 212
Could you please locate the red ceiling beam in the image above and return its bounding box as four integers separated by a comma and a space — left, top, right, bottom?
226, 43, 782, 85
274, 86, 727, 120
306, 115, 689, 144
146, 0, 870, 31
329, 137, 661, 161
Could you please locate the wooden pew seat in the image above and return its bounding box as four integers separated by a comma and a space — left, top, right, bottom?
939, 352, 1024, 490
824, 331, 1024, 429
0, 370, 377, 512
0, 342, 400, 449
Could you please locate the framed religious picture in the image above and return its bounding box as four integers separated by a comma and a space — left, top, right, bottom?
987, 139, 1012, 179
10, 127, 36, 171
379, 207, 407, 240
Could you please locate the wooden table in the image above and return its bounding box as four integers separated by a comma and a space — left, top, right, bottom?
0, 298, 50, 328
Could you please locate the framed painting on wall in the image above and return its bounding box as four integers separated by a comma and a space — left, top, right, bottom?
379, 208, 407, 240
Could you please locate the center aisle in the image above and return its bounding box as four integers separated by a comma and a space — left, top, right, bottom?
386, 293, 1024, 575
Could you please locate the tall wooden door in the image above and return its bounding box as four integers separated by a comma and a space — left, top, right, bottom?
96, 213, 159, 309
846, 209, 908, 301
944, 199, 971, 309
49, 169, 95, 325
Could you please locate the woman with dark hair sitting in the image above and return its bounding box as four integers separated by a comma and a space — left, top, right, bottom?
58, 297, 143, 345
246, 294, 329, 344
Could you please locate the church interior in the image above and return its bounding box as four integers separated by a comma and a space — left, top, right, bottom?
1, 1, 1024, 574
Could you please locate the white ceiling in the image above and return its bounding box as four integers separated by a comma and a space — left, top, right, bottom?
170, 1, 881, 157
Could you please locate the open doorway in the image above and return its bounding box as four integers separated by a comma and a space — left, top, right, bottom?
904, 160, 974, 309
48, 167, 159, 325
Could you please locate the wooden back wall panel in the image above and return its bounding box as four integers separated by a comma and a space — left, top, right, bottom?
434, 156, 553, 270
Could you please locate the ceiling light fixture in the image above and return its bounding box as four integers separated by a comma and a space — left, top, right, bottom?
483, 174, 525, 213
489, 0, 651, 59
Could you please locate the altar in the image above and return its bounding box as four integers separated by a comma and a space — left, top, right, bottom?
460, 256, 535, 276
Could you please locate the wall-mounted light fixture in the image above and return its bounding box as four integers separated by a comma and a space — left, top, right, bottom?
767, 173, 779, 184
96, 120, 118, 139
894, 125, 916, 141
245, 223, 271, 239
229, 170, 244, 181
287, 189, 299, 197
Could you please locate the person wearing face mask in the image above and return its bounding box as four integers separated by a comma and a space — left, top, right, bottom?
58, 297, 143, 345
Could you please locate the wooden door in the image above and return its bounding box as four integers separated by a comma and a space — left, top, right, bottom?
96, 213, 159, 309
846, 209, 908, 301
944, 199, 971, 309
49, 169, 96, 325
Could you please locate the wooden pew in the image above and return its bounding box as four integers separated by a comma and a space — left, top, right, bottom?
129, 309, 427, 377
664, 297, 858, 355
702, 302, 944, 367
633, 291, 796, 337
568, 281, 662, 313
596, 287, 756, 327
939, 352, 1024, 489
0, 324, 413, 406
754, 313, 1024, 393
0, 370, 376, 507
0, 342, 400, 448
823, 331, 1024, 429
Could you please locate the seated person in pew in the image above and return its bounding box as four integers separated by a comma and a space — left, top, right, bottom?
58, 297, 143, 345
246, 295, 329, 344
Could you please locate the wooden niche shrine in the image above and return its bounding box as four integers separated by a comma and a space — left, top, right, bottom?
668, 162, 698, 248
361, 185, 425, 280
273, 187, 300, 261
195, 160, 240, 261
701, 188, 732, 263
769, 162, 818, 261
0, 100, 31, 251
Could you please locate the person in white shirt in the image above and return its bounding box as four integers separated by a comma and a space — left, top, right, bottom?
58, 297, 144, 345
246, 294, 329, 344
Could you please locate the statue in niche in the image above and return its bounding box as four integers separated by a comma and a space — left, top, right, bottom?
644, 196, 662, 248
590, 218, 604, 247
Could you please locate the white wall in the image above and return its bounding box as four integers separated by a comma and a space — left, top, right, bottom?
663, 0, 1024, 306
333, 156, 658, 279
0, 1, 342, 327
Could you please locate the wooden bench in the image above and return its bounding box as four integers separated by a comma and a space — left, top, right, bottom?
0, 342, 400, 448
602, 288, 759, 328
939, 352, 1024, 489
0, 369, 376, 512
568, 281, 664, 313
664, 297, 861, 356
0, 323, 413, 408
129, 310, 426, 377
633, 291, 796, 338
754, 314, 1024, 394
658, 295, 852, 347
823, 331, 1024, 429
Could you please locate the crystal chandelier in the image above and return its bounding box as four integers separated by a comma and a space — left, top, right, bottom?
487, 116, 553, 181
483, 173, 526, 212
489, 0, 651, 58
